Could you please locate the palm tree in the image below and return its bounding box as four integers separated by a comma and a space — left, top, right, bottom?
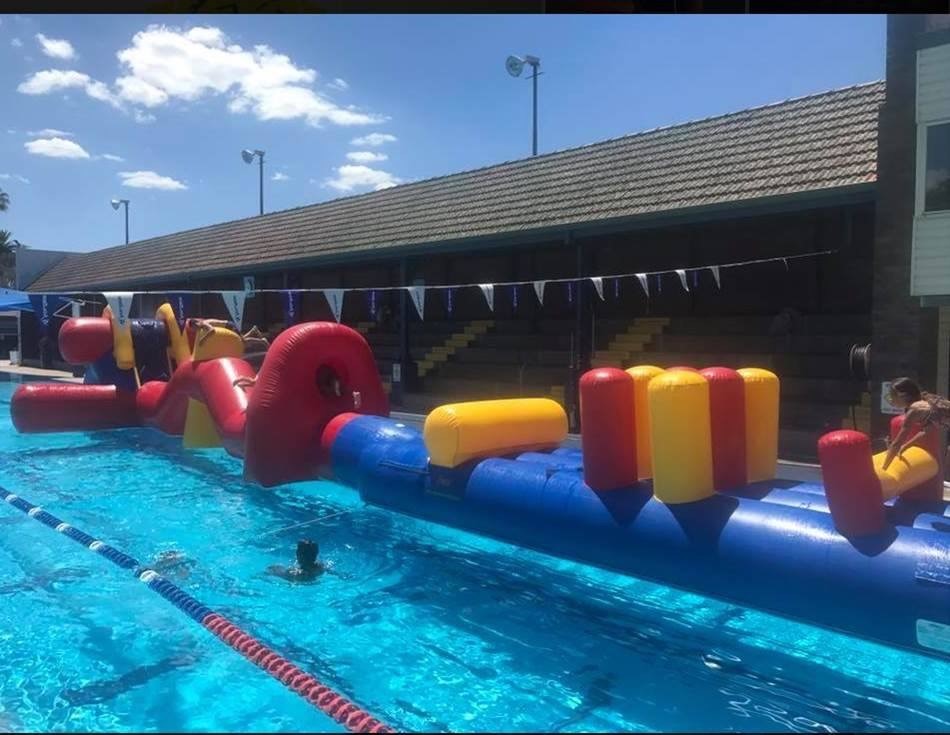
0, 189, 8, 212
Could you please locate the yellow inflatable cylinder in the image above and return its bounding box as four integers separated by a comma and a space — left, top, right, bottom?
102, 305, 135, 371
872, 446, 939, 500
648, 371, 714, 503
424, 398, 568, 468
155, 302, 191, 367
738, 368, 779, 483
626, 365, 664, 479
192, 325, 244, 361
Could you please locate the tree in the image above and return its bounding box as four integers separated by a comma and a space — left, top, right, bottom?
0, 189, 8, 212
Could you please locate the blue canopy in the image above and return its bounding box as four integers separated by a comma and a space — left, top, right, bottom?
0, 289, 34, 311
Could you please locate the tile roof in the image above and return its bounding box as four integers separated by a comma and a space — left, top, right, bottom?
29, 80, 884, 292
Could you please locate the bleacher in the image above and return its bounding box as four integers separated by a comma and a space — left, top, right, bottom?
358, 313, 871, 462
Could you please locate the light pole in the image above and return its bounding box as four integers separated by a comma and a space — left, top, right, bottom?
242, 149, 266, 216
110, 198, 130, 244
506, 54, 541, 156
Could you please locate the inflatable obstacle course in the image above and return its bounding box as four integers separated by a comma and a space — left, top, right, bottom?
11, 313, 950, 661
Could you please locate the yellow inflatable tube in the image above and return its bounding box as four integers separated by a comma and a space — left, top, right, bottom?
424, 398, 568, 468
102, 305, 135, 372
872, 446, 939, 500
155, 302, 191, 367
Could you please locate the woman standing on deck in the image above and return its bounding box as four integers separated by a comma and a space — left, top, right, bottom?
881, 377, 950, 473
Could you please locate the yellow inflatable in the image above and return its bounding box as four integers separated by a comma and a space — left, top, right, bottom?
626, 365, 664, 480
102, 305, 135, 374
182, 322, 245, 449
155, 302, 191, 369
872, 446, 939, 500
424, 398, 567, 468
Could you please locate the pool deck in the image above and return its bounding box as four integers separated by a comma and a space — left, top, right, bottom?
0, 360, 84, 383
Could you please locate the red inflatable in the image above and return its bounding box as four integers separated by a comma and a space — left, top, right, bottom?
579, 367, 638, 492
11, 383, 138, 433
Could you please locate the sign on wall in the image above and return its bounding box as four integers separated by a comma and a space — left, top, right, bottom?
880, 381, 902, 416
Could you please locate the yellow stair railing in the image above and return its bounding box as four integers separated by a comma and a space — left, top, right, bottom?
416, 320, 494, 379
591, 317, 670, 368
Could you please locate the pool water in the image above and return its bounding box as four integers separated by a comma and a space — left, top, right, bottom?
0, 379, 948, 733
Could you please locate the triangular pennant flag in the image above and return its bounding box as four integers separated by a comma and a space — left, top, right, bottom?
445, 287, 455, 317
691, 270, 699, 289
367, 289, 378, 320
511, 284, 519, 311
675, 269, 690, 292
281, 290, 301, 325
220, 291, 247, 331
656, 274, 663, 295
28, 294, 69, 335
613, 277, 620, 300
533, 280, 546, 304
635, 273, 649, 299
567, 281, 575, 305
166, 292, 191, 326
407, 286, 425, 320
590, 277, 605, 301
478, 283, 494, 312
103, 291, 135, 328
783, 258, 789, 271
324, 289, 345, 323
710, 266, 721, 290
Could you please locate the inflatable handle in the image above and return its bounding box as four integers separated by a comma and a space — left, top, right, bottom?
818, 429, 887, 537
102, 305, 136, 372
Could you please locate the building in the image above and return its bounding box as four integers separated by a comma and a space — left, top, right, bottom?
21, 14, 949, 460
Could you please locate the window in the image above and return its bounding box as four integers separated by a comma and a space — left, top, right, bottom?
924, 122, 950, 213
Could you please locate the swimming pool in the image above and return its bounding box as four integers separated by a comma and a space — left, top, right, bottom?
0, 378, 948, 733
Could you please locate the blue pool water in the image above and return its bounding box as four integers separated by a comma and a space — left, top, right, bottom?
0, 379, 948, 733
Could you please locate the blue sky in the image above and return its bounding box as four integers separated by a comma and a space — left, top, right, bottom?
1, 13, 884, 254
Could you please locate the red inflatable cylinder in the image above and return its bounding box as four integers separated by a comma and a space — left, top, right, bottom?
700, 367, 747, 491
58, 317, 114, 365
817, 430, 886, 537
579, 368, 638, 491
11, 383, 139, 433
889, 414, 944, 502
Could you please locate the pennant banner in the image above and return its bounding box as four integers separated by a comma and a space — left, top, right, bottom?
281, 290, 300, 325
675, 269, 689, 293
103, 291, 135, 327
407, 286, 425, 320
324, 289, 345, 323
691, 270, 699, 289
710, 266, 721, 290
590, 277, 604, 301
166, 292, 191, 326
635, 273, 649, 299
533, 280, 546, 305
568, 281, 575, 305
479, 283, 494, 312
613, 277, 620, 300
511, 284, 519, 311
445, 287, 455, 317
243, 276, 256, 294
220, 290, 247, 331
27, 294, 69, 335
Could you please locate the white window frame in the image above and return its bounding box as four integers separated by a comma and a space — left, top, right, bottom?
915, 117, 950, 219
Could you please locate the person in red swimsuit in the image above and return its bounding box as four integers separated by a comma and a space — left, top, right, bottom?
882, 377, 950, 471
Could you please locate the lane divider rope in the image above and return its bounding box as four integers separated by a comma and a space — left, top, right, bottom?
0, 487, 395, 734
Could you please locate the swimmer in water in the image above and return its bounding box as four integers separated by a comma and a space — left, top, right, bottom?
151, 550, 195, 580
267, 539, 325, 583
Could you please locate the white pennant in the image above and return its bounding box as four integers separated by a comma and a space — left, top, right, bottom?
533, 280, 546, 304
478, 283, 494, 312
220, 291, 247, 331
407, 286, 425, 320
324, 289, 345, 323
590, 277, 605, 301
710, 265, 721, 289
103, 291, 134, 328
635, 273, 649, 299
675, 269, 690, 292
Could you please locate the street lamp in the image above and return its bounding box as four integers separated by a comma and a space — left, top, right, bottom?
505, 54, 541, 156
242, 148, 265, 216
110, 198, 130, 245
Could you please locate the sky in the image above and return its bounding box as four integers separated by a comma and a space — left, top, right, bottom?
0, 13, 885, 254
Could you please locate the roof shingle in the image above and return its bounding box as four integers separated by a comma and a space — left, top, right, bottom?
29, 80, 884, 292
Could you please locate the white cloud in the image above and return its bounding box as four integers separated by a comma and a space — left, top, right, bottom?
325, 164, 401, 192
133, 109, 156, 124
11, 38, 23, 48
119, 170, 187, 191
346, 150, 388, 163
36, 33, 76, 60
27, 127, 73, 138
25, 136, 90, 159
329, 78, 349, 91
18, 69, 121, 108
271, 172, 290, 181
350, 132, 396, 147
101, 153, 125, 162
113, 25, 382, 127
0, 174, 30, 184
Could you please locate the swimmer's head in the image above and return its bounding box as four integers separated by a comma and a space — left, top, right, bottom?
296, 539, 318, 569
